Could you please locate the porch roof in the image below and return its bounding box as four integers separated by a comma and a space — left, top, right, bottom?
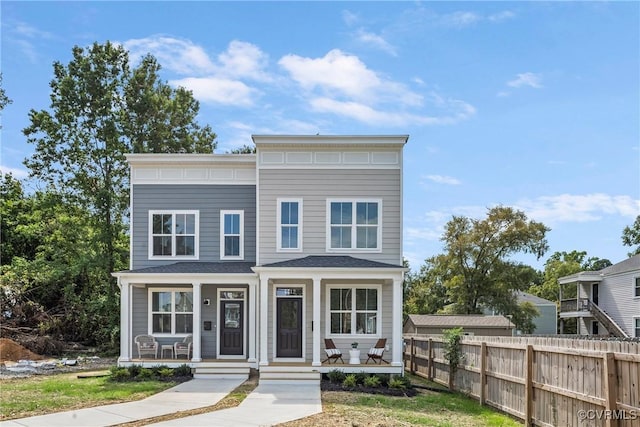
115, 262, 256, 275
259, 255, 404, 269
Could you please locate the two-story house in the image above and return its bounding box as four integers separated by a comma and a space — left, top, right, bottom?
558, 254, 640, 338
112, 135, 408, 380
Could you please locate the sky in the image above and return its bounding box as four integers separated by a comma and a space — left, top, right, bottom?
1, 1, 639, 271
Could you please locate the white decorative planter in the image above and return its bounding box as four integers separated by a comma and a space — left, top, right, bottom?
349, 349, 361, 364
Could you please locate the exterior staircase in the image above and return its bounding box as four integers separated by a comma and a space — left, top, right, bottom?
259, 365, 321, 385
587, 301, 629, 338
193, 362, 250, 380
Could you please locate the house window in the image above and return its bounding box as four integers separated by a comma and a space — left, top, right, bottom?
635, 318, 640, 337
221, 210, 244, 259
277, 199, 302, 251
327, 200, 381, 251
149, 211, 198, 259
149, 290, 193, 335
327, 286, 380, 336
635, 277, 640, 298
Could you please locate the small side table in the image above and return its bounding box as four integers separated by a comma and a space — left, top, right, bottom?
161, 344, 174, 359
348, 349, 361, 364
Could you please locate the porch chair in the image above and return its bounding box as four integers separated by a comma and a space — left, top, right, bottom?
134, 335, 158, 359
174, 334, 193, 359
322, 338, 344, 364
365, 338, 389, 364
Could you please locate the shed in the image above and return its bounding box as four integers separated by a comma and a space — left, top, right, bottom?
403, 314, 515, 336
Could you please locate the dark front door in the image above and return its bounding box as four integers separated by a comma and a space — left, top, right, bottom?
220, 300, 243, 355
592, 283, 599, 305
276, 298, 302, 358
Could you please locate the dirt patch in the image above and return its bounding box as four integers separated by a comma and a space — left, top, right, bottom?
0, 338, 44, 363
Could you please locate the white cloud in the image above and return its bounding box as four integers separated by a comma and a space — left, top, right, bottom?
355, 29, 397, 56
515, 194, 640, 223
342, 10, 359, 26
443, 11, 481, 28
124, 36, 216, 75
217, 40, 271, 81
423, 175, 462, 185
170, 77, 256, 106
0, 165, 29, 179
488, 11, 515, 22
507, 72, 543, 89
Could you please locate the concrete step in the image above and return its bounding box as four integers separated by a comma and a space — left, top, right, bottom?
194, 364, 250, 380
258, 366, 321, 385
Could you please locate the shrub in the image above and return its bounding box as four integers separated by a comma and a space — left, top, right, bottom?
388, 375, 412, 390
158, 368, 174, 378
327, 369, 346, 384
127, 364, 142, 377
354, 371, 368, 385
342, 374, 358, 388
376, 373, 390, 386
109, 367, 130, 382
173, 364, 192, 377
363, 375, 381, 388
137, 368, 153, 379
150, 365, 169, 376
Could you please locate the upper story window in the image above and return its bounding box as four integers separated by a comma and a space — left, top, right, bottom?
221, 210, 244, 260
149, 289, 193, 335
635, 277, 640, 298
327, 285, 380, 336
327, 200, 381, 251
148, 211, 199, 259
277, 199, 302, 251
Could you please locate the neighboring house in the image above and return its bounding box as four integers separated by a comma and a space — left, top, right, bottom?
403, 314, 515, 337
483, 291, 558, 335
558, 254, 640, 338
112, 135, 408, 380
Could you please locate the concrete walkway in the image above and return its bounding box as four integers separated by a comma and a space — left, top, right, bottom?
148, 383, 322, 427
0, 378, 244, 427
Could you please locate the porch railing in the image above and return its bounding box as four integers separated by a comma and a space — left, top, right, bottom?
559, 298, 590, 313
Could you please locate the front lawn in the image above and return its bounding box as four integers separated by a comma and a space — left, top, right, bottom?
0, 371, 177, 420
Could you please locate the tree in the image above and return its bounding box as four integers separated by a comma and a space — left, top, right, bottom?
622, 215, 640, 256
23, 42, 216, 290
0, 73, 11, 114
227, 144, 256, 154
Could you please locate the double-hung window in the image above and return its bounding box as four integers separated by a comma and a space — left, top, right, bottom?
635, 317, 640, 338
149, 211, 198, 259
327, 286, 380, 336
221, 210, 244, 260
635, 277, 640, 298
327, 200, 381, 251
149, 289, 193, 335
277, 199, 302, 251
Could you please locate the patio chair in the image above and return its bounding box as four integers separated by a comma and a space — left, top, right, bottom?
322, 338, 344, 364
174, 334, 193, 359
134, 335, 158, 359
365, 338, 389, 364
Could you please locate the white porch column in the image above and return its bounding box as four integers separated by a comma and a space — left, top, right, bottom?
259, 276, 269, 366
391, 277, 403, 367
312, 276, 321, 367
192, 282, 202, 362
118, 279, 131, 363
248, 279, 258, 363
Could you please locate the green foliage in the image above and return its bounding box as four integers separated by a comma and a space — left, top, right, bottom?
109, 367, 130, 381
363, 375, 382, 388
354, 371, 369, 384
622, 215, 640, 256
127, 365, 142, 377
226, 144, 256, 154
327, 369, 346, 383
388, 377, 408, 390
137, 368, 153, 379
443, 327, 464, 376
0, 73, 11, 116
158, 368, 174, 378
173, 364, 192, 377
342, 374, 358, 388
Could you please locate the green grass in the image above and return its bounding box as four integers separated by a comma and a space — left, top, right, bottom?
0, 372, 177, 420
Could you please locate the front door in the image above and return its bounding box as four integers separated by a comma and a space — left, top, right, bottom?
592, 283, 599, 306
220, 300, 243, 355
276, 297, 302, 358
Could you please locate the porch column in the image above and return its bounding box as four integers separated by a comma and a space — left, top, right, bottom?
118, 279, 131, 363
259, 276, 269, 366
312, 276, 321, 367
391, 276, 403, 367
248, 279, 258, 363
192, 282, 202, 362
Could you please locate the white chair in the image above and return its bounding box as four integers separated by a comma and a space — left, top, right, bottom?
134, 335, 158, 359
174, 335, 193, 359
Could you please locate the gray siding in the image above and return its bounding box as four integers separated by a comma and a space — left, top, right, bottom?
599, 271, 640, 337
258, 169, 401, 265
132, 185, 256, 269
532, 305, 558, 335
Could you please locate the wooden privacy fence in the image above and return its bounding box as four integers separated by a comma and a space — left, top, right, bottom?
404, 335, 640, 427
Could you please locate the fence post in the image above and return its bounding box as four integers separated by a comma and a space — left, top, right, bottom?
603, 352, 618, 427
525, 345, 534, 427
410, 337, 415, 374
480, 342, 486, 406
427, 338, 433, 381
